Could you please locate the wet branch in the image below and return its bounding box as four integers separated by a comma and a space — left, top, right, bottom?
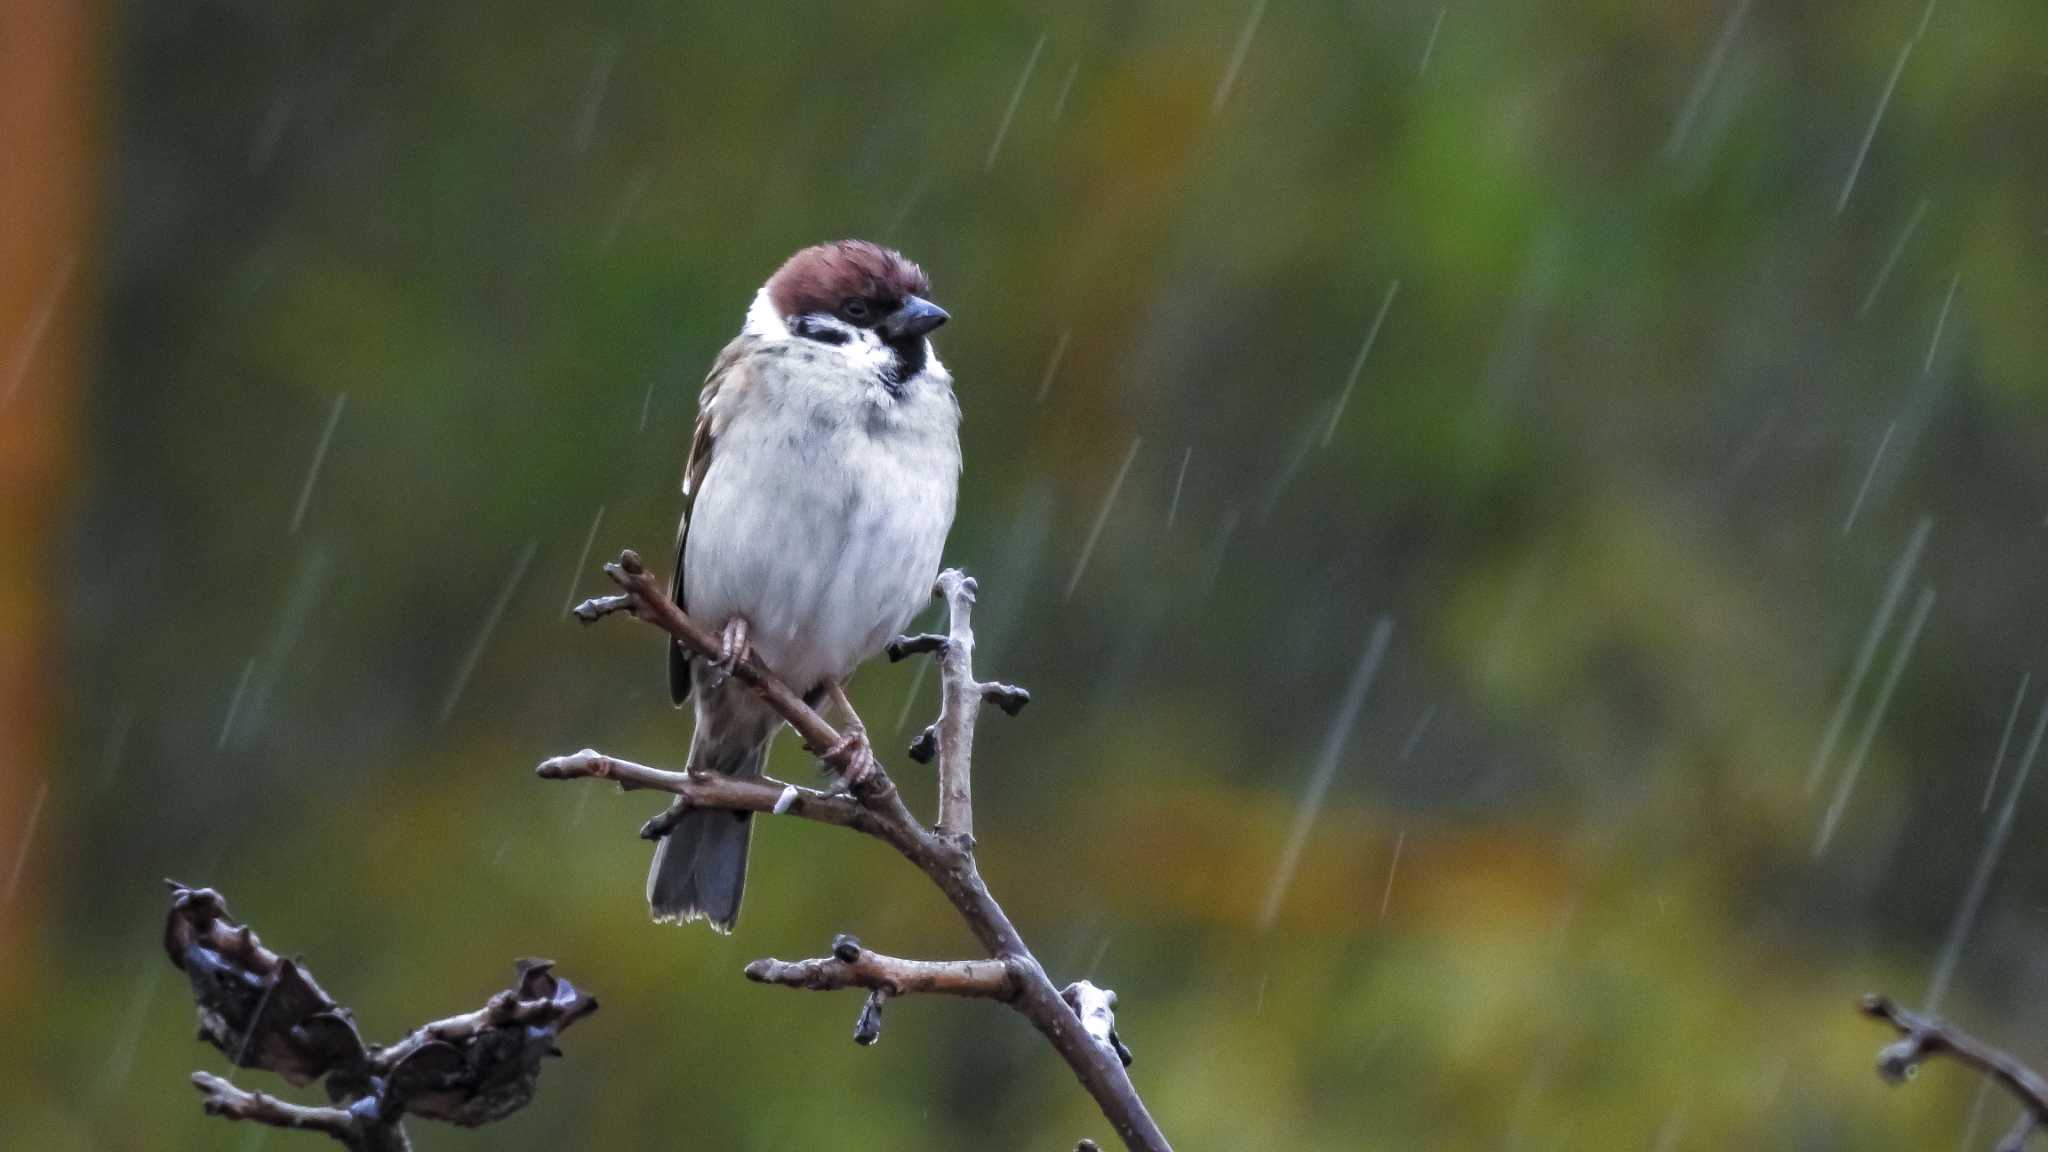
191, 1075, 366, 1145
1861, 994, 2048, 1149
547, 550, 1169, 1152
744, 932, 1016, 1000
164, 884, 597, 1151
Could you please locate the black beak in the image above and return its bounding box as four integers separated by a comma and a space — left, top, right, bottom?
879, 296, 949, 341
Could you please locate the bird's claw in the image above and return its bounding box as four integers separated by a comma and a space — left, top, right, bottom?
704, 616, 752, 689
820, 725, 876, 789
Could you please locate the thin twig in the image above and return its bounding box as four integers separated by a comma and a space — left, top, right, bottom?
745, 934, 1016, 1000
550, 550, 1169, 1152
1861, 994, 2048, 1148
191, 1074, 388, 1149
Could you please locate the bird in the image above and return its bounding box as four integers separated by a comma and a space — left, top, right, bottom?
649, 239, 961, 932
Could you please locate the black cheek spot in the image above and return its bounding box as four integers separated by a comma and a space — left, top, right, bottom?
791, 315, 848, 346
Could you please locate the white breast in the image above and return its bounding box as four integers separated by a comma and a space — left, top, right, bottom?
683, 342, 961, 694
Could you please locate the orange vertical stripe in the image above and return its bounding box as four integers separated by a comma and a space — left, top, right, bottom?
0, 0, 95, 1007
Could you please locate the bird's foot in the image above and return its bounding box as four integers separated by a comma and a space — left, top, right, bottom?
819, 724, 876, 790
704, 616, 752, 689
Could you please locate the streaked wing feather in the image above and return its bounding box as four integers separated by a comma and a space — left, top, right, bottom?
669, 338, 757, 705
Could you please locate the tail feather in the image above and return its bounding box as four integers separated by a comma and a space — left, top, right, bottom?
647, 809, 754, 931
646, 730, 770, 931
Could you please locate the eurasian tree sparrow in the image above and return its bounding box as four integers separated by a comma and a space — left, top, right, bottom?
648, 240, 960, 932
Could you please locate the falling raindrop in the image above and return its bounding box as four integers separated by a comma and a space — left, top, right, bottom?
894, 655, 932, 736
1260, 416, 1321, 519
1194, 508, 1245, 599
1064, 437, 1141, 602
1841, 421, 1898, 535
1, 255, 77, 413
1649, 1104, 1689, 1152
1921, 272, 1960, 377
96, 704, 135, 792
218, 657, 257, 750
561, 504, 608, 613
239, 546, 335, 744
1922, 696, 2048, 1011
1258, 617, 1394, 932
1661, 0, 1751, 158
1814, 586, 1936, 856
1324, 280, 1400, 447
1859, 199, 1930, 317
3, 781, 49, 907
599, 169, 651, 254
1835, 0, 1939, 214
439, 538, 540, 725
1034, 330, 1071, 406
1049, 58, 1081, 122
288, 393, 348, 535
882, 170, 933, 243
1956, 1081, 1992, 1152
985, 34, 1047, 171
1166, 446, 1191, 530
637, 376, 658, 434
1808, 516, 1929, 794
1415, 7, 1447, 78
570, 36, 622, 153
1377, 828, 1406, 921
1211, 0, 1267, 115
97, 962, 165, 1096
1980, 673, 2030, 813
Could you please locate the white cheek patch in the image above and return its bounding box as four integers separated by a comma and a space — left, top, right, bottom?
843, 328, 895, 373
741, 288, 898, 376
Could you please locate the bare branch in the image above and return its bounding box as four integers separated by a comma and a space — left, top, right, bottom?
982, 681, 1032, 715
190, 1073, 393, 1151
885, 633, 949, 661
1861, 994, 2048, 1148
744, 934, 1015, 1000
550, 553, 1171, 1152
570, 550, 886, 793
932, 570, 984, 840
165, 884, 596, 1148
536, 749, 868, 831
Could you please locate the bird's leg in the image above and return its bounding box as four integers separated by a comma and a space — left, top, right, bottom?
705, 616, 752, 689
816, 678, 875, 788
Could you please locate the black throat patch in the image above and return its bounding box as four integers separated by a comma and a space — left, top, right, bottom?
880, 337, 926, 397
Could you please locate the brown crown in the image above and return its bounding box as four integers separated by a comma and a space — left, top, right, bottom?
765, 240, 932, 319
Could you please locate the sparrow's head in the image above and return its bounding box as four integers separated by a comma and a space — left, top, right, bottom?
747, 239, 949, 390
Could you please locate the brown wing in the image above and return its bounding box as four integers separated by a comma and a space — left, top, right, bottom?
669, 338, 758, 705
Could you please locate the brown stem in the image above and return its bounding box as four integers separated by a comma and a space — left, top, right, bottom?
191, 1073, 401, 1151
552, 552, 1170, 1152
1861, 994, 2048, 1148
744, 936, 1015, 999
933, 569, 982, 842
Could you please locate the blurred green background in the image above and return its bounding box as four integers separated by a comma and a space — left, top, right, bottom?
8, 0, 2048, 1148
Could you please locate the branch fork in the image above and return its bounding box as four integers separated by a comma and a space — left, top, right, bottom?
164, 883, 596, 1150
1861, 994, 2048, 1150
549, 550, 1167, 1152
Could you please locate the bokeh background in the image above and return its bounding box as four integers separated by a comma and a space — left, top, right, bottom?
6, 0, 2048, 1148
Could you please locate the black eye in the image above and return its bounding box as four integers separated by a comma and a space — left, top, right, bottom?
839, 297, 873, 323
